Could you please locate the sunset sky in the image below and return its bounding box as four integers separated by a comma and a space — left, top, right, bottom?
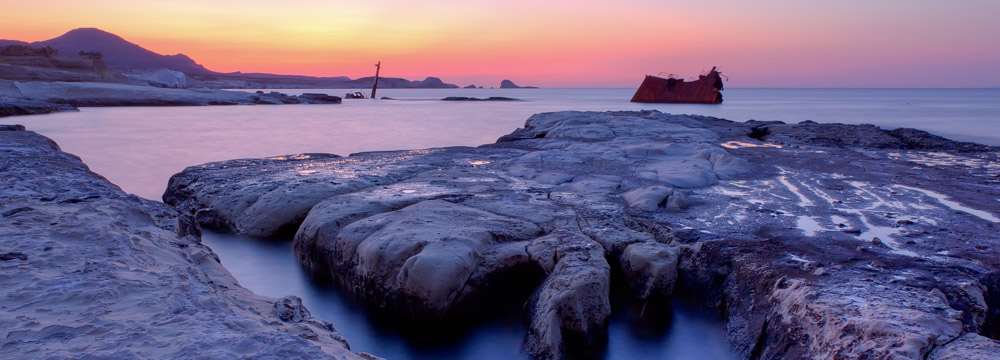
2, 0, 998, 87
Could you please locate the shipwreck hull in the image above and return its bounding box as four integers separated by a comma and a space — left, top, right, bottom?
630, 67, 724, 104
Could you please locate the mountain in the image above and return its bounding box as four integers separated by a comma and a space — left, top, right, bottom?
31, 28, 211, 74
3, 28, 460, 88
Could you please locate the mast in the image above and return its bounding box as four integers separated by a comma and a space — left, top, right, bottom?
371, 61, 381, 99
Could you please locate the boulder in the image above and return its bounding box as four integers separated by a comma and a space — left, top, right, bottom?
622, 186, 688, 211
620, 242, 679, 300
525, 232, 611, 359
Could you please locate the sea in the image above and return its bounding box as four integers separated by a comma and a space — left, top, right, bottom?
15, 87, 1000, 359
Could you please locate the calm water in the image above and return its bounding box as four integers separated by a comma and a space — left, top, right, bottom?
14, 87, 999, 359
202, 230, 737, 360
15, 88, 999, 200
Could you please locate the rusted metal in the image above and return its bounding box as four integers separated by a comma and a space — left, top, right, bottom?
630, 66, 724, 104
371, 61, 381, 99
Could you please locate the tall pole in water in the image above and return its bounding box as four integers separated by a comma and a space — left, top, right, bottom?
371, 61, 381, 99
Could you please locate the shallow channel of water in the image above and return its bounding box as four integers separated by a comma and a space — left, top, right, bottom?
202, 230, 738, 360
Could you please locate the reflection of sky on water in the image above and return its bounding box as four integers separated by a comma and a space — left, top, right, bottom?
17, 88, 999, 200
203, 229, 737, 360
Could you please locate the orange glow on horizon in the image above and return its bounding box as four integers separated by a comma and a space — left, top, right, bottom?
2, 0, 999, 87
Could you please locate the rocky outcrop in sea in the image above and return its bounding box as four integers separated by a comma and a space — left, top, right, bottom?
500, 79, 538, 89
0, 125, 367, 359
0, 79, 342, 117
163, 110, 1000, 359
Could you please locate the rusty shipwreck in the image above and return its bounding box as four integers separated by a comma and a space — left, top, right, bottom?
630, 66, 724, 104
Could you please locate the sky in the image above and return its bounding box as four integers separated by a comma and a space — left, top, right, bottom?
1, 0, 999, 87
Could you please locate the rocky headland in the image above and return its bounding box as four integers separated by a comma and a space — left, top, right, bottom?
0, 125, 374, 358
0, 79, 342, 117
163, 110, 1000, 359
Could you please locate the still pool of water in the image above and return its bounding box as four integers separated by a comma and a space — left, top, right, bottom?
13, 87, 998, 359
201, 230, 738, 360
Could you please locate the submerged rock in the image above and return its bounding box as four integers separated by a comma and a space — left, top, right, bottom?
0, 126, 362, 359
441, 96, 521, 101
0, 97, 77, 117
165, 110, 1000, 359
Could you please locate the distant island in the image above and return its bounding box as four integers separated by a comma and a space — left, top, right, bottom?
0, 28, 460, 89
500, 79, 538, 89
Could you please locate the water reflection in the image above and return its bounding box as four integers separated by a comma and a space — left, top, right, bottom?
16, 88, 1000, 201
202, 229, 737, 360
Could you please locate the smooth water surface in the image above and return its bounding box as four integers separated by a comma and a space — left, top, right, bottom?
201, 230, 738, 360
16, 88, 1000, 200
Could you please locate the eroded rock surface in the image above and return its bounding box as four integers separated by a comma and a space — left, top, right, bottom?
165, 110, 1000, 359
0, 126, 362, 359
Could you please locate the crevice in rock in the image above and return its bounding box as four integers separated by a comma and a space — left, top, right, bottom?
606, 253, 671, 328
749, 318, 768, 360
621, 216, 675, 244
747, 126, 769, 141
979, 271, 1000, 340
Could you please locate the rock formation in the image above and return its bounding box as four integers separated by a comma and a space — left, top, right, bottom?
0, 125, 366, 359
0, 79, 341, 116
441, 96, 520, 101
164, 110, 1000, 359
0, 44, 120, 83
500, 79, 539, 89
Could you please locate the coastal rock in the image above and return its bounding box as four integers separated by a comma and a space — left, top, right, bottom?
164, 110, 1000, 359
622, 185, 687, 211
929, 333, 1000, 359
328, 199, 542, 319
1, 97, 77, 117
0, 126, 362, 358
526, 231, 611, 359
620, 242, 679, 300
441, 96, 520, 101
5, 81, 340, 109
500, 79, 538, 89
300, 92, 344, 103
1, 79, 77, 116
123, 68, 188, 88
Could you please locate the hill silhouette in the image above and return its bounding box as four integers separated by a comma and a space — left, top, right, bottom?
29, 28, 210, 74
2, 28, 460, 88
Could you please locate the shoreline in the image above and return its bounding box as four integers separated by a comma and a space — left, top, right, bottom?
163, 110, 1000, 358
4, 110, 999, 359
0, 80, 343, 117
0, 125, 369, 359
